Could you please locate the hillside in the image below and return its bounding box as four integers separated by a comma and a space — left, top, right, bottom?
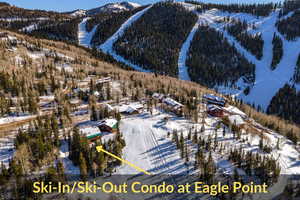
186, 25, 255, 88
113, 2, 198, 76
0, 30, 299, 199
71, 0, 300, 126
1, 0, 298, 129
88, 6, 147, 46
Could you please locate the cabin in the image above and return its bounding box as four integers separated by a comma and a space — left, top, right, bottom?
203, 94, 226, 107
98, 119, 118, 133
162, 97, 183, 114
79, 126, 102, 141
124, 106, 140, 115
117, 103, 143, 115
207, 104, 224, 117
95, 77, 111, 85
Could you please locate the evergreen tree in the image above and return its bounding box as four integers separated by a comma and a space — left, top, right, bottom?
79, 152, 88, 180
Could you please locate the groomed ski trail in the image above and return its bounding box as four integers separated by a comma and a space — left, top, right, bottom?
99, 6, 152, 73
78, 17, 98, 48
178, 16, 203, 81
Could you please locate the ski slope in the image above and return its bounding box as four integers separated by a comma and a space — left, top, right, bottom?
178, 15, 203, 81
118, 114, 191, 175
78, 17, 98, 48
99, 6, 152, 72
194, 9, 300, 110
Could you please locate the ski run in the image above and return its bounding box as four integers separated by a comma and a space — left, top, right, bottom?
78, 17, 99, 48
98, 5, 152, 72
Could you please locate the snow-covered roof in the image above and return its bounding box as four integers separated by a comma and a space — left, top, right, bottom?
152, 93, 164, 100
79, 126, 101, 137
203, 94, 226, 103
224, 106, 247, 118
125, 105, 141, 114
207, 104, 222, 111
98, 119, 118, 128
115, 102, 143, 113
117, 104, 129, 113
105, 103, 114, 111
96, 77, 111, 84
94, 91, 100, 97
163, 97, 183, 107
70, 99, 80, 104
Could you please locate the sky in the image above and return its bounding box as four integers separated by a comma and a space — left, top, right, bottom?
1, 0, 154, 12
1, 0, 283, 12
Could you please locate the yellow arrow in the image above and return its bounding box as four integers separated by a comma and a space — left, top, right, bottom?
96, 146, 152, 175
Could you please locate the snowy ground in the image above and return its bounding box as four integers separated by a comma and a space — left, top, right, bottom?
19, 24, 38, 33
58, 140, 80, 175
118, 113, 192, 175
56, 63, 73, 72
0, 136, 15, 168
71, 2, 300, 110
0, 114, 34, 125
94, 105, 300, 200
78, 17, 98, 48
117, 107, 300, 176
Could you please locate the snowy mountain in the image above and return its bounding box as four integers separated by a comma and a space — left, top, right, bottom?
68, 9, 87, 17
67, 2, 141, 17
87, 1, 141, 15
